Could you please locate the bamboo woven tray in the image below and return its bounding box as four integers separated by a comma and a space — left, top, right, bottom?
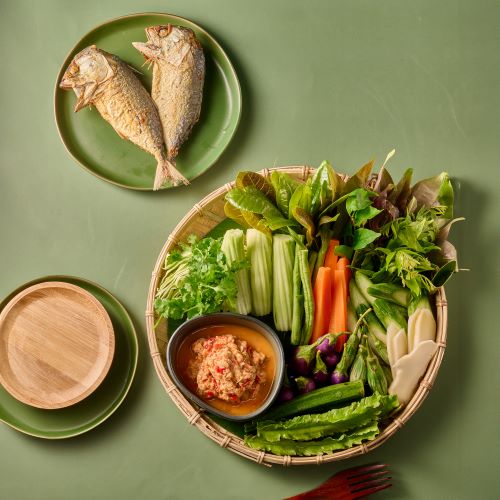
146, 166, 448, 467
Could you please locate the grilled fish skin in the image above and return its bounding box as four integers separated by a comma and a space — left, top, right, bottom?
133, 25, 205, 185
59, 45, 189, 189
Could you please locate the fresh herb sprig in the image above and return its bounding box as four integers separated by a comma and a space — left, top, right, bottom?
154, 235, 247, 322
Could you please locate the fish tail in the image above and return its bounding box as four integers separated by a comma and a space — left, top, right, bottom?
154, 156, 189, 190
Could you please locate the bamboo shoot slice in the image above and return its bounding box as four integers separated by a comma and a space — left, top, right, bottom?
388, 340, 438, 405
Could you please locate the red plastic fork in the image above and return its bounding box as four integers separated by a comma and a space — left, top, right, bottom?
284, 463, 392, 500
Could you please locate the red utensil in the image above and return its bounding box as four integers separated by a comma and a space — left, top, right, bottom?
285, 463, 392, 499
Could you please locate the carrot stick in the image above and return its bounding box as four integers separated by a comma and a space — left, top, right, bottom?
328, 268, 349, 350
324, 240, 340, 271
310, 267, 332, 343
337, 257, 351, 289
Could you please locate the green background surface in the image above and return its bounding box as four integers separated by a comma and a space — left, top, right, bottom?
0, 0, 498, 498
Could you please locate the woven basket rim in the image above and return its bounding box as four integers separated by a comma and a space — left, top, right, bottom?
145, 166, 448, 467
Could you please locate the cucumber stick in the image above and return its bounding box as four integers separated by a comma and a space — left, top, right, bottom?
247, 229, 273, 316
221, 229, 252, 315
272, 235, 295, 331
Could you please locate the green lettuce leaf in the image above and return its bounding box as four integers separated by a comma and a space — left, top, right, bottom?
270, 171, 301, 216
236, 171, 276, 203
256, 394, 398, 442
244, 422, 380, 456
310, 161, 338, 215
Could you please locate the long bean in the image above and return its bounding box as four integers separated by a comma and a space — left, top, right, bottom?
298, 249, 314, 344
291, 246, 304, 345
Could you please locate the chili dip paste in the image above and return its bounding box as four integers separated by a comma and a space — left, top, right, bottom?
176, 324, 275, 416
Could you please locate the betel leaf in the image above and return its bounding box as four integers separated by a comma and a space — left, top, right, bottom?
310, 160, 338, 215
353, 228, 381, 250
236, 171, 276, 202
270, 170, 301, 216
292, 207, 315, 246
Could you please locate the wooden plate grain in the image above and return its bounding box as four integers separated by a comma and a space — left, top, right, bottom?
0, 282, 115, 409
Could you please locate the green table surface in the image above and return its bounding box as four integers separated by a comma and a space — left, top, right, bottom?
0, 0, 498, 498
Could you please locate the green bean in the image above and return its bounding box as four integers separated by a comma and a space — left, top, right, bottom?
298, 249, 314, 344
291, 246, 304, 345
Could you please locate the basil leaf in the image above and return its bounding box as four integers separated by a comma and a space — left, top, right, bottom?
352, 206, 382, 226
346, 188, 373, 213
353, 228, 381, 250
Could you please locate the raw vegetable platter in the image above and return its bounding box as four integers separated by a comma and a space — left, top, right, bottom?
146, 159, 457, 466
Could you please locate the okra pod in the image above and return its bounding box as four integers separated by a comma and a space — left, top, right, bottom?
366, 343, 388, 395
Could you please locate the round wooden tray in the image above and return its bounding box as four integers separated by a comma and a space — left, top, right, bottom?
0, 281, 115, 409
146, 166, 448, 466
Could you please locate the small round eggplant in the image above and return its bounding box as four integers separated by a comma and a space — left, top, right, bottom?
331, 371, 349, 385
324, 352, 340, 370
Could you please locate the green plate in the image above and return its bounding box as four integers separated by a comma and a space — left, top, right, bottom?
54, 13, 241, 191
0, 276, 138, 439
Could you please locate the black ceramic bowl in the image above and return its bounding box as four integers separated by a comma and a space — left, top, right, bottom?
166, 313, 285, 422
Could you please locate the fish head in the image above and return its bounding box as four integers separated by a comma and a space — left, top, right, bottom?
133, 25, 200, 67
59, 45, 114, 111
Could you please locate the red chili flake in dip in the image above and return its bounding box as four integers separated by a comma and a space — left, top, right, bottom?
188, 334, 266, 404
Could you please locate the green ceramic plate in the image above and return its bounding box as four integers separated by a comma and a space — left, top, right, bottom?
54, 13, 241, 191
0, 276, 138, 439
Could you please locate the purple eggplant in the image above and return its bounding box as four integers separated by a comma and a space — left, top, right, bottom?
295, 376, 316, 394
316, 337, 335, 357
312, 351, 329, 386
277, 386, 295, 403
324, 352, 340, 370
288, 347, 313, 376
331, 371, 349, 385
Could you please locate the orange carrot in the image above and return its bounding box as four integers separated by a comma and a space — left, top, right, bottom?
324, 239, 340, 271
329, 270, 347, 334
310, 267, 332, 343
337, 257, 351, 289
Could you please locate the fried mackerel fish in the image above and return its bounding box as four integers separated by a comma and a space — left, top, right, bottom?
133, 25, 205, 186
59, 45, 189, 188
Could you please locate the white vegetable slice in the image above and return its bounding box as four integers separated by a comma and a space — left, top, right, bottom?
388, 340, 438, 405
387, 328, 401, 367
407, 309, 423, 353
412, 309, 437, 348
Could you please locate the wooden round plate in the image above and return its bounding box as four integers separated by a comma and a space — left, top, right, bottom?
0, 281, 115, 409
